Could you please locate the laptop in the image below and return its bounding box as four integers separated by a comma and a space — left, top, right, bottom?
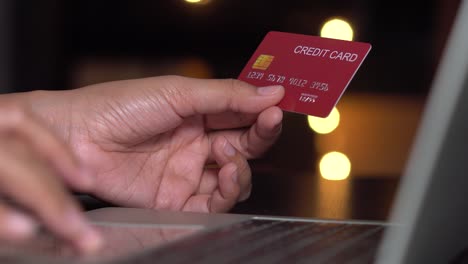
2, 1, 468, 263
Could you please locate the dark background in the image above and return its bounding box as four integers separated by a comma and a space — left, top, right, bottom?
0, 0, 462, 221
7, 0, 455, 93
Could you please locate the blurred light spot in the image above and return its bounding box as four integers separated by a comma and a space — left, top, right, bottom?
184, 0, 210, 4
320, 18, 354, 41
308, 107, 340, 134
177, 57, 213, 78
320, 152, 351, 180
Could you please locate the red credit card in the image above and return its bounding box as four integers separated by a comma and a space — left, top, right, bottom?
238, 31, 371, 117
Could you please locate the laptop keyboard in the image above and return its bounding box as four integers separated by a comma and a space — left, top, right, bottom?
114, 219, 384, 264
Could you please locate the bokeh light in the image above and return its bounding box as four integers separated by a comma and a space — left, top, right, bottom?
184, 0, 210, 4
308, 107, 340, 134
320, 18, 354, 41
319, 152, 351, 181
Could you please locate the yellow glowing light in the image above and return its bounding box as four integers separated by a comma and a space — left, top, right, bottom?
319, 152, 351, 181
320, 18, 354, 41
308, 107, 340, 134
184, 0, 210, 4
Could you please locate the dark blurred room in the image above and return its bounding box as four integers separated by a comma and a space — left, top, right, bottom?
0, 0, 461, 221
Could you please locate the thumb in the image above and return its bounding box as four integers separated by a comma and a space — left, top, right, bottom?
158, 76, 285, 116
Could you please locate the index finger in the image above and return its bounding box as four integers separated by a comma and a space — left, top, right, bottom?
0, 139, 102, 254
0, 104, 93, 191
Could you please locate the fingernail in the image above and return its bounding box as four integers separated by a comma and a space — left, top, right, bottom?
273, 122, 282, 134
78, 227, 104, 254
257, 85, 282, 96
224, 140, 236, 157
231, 166, 239, 184
68, 210, 103, 253
7, 212, 37, 238
239, 185, 252, 202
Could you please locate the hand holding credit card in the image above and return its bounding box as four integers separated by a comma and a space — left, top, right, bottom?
238, 31, 371, 117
